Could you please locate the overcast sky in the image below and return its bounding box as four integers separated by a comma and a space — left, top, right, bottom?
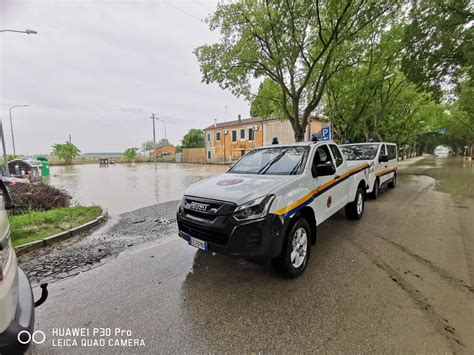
0, 0, 250, 154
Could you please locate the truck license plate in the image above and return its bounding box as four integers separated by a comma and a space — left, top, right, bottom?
188, 236, 208, 251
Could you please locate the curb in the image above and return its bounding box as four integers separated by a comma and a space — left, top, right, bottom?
14, 212, 108, 256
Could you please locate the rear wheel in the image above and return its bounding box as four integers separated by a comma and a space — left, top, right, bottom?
345, 187, 365, 220
369, 178, 379, 199
388, 172, 397, 188
272, 218, 311, 278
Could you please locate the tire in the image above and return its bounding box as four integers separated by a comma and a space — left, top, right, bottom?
272, 218, 311, 278
345, 187, 365, 220
369, 178, 379, 199
388, 172, 397, 188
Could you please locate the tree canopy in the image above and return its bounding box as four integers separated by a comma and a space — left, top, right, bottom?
51, 142, 81, 164
182, 129, 205, 148
196, 0, 473, 154
122, 147, 139, 162
195, 0, 397, 141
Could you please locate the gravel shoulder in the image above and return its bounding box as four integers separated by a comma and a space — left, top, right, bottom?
18, 200, 179, 286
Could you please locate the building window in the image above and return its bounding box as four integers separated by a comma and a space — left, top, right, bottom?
216, 132, 221, 141
207, 150, 211, 160
240, 129, 245, 140
207, 133, 211, 142
231, 130, 237, 142
248, 128, 254, 141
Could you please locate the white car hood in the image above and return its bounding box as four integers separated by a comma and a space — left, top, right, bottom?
184, 173, 299, 205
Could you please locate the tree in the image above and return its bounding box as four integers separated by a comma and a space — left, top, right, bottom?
122, 147, 139, 162
401, 0, 473, 99
156, 138, 171, 147
51, 142, 81, 164
250, 78, 283, 117
142, 140, 157, 152
182, 129, 205, 148
195, 0, 397, 141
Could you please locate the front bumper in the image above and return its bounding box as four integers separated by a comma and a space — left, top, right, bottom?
0, 268, 35, 355
177, 210, 290, 261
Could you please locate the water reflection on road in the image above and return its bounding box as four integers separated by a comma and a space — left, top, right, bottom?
400, 156, 474, 202
47, 163, 227, 214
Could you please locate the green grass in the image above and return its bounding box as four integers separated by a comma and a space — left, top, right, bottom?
9, 206, 102, 247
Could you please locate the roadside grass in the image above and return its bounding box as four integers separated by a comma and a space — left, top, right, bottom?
9, 206, 102, 247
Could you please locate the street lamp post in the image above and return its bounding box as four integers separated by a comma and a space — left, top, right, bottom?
0, 120, 9, 176
9, 105, 29, 156
0, 29, 38, 34
156, 117, 167, 139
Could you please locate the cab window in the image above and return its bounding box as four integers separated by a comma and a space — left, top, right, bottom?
387, 145, 397, 160
313, 145, 333, 166
329, 145, 343, 167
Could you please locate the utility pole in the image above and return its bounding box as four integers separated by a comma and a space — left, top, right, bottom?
69, 134, 72, 143
151, 113, 157, 145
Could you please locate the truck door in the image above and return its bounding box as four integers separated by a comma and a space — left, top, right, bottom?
378, 144, 389, 184
310, 144, 337, 223
328, 144, 350, 210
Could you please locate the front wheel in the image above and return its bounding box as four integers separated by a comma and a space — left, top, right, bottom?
345, 187, 365, 220
272, 218, 311, 278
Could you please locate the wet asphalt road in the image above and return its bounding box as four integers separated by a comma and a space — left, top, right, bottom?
25, 157, 473, 354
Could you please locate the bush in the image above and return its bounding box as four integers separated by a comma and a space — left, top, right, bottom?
9, 182, 71, 214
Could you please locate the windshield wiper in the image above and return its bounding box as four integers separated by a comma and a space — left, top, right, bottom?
257, 150, 287, 175
290, 152, 306, 175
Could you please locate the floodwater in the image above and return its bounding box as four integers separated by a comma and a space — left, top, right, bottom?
47, 162, 227, 214
401, 156, 474, 203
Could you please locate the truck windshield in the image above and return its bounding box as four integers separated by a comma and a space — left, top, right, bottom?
340, 144, 379, 160
229, 146, 309, 175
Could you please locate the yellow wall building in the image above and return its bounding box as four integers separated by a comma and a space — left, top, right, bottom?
204, 116, 326, 163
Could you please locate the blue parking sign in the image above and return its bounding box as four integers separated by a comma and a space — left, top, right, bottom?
321, 126, 331, 141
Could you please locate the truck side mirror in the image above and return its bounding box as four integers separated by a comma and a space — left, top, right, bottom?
380, 155, 389, 163
313, 162, 336, 177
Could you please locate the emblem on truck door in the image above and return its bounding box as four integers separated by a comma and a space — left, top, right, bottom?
189, 202, 209, 212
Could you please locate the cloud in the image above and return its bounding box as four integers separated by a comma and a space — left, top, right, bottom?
0, 0, 250, 154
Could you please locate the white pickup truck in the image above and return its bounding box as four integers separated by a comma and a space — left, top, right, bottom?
340, 142, 398, 199
177, 141, 369, 277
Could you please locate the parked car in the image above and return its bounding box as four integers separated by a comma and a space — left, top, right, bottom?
0, 179, 45, 354
177, 141, 369, 278
434, 145, 451, 157
340, 142, 398, 199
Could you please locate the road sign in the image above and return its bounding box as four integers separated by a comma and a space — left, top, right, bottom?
321, 126, 331, 141
438, 128, 447, 135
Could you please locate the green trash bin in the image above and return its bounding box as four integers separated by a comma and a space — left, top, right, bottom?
36, 156, 50, 177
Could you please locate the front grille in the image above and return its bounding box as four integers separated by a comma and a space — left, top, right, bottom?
182, 196, 236, 222
179, 222, 228, 246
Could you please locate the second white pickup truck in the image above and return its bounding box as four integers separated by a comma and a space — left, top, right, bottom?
177, 141, 369, 278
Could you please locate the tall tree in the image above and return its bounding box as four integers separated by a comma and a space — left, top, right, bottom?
51, 142, 81, 165
195, 0, 397, 141
182, 129, 205, 148
122, 147, 139, 162
250, 78, 283, 117
401, 0, 473, 99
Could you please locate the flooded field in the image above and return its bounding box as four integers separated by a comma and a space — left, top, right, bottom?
47, 162, 227, 214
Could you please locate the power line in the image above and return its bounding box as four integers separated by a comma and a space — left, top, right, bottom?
163, 0, 203, 22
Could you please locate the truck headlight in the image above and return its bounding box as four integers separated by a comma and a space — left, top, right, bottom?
233, 195, 275, 221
